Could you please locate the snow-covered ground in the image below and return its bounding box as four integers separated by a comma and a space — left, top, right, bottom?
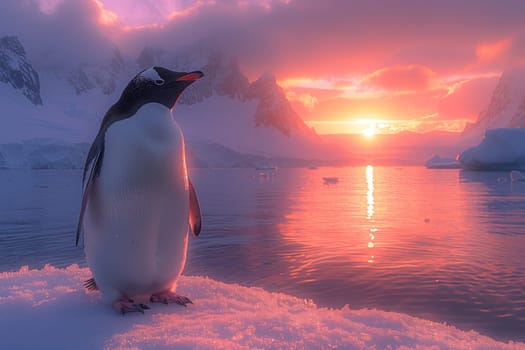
1, 265, 523, 349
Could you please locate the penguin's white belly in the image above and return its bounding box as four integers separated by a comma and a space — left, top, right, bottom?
84, 103, 190, 299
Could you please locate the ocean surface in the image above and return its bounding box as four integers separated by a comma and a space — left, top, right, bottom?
1, 166, 524, 342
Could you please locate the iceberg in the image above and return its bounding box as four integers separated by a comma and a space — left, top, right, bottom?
0, 265, 523, 349
459, 128, 525, 171
425, 155, 461, 169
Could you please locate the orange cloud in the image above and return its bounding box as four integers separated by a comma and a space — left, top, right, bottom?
286, 91, 318, 109
93, 0, 118, 25
304, 118, 468, 135
363, 65, 437, 92
476, 38, 512, 62
167, 1, 212, 21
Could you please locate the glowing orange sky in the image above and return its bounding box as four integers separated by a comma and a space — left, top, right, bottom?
27, 0, 525, 134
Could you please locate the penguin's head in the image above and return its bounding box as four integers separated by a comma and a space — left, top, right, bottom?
124, 66, 204, 110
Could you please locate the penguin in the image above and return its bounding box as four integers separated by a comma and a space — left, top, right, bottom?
76, 66, 203, 314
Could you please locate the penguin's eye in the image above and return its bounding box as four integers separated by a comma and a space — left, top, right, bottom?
154, 79, 165, 86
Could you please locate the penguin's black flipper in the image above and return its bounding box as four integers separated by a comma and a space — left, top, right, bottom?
75, 136, 105, 246
188, 179, 202, 236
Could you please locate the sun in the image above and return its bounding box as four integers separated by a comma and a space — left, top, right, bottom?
362, 123, 377, 138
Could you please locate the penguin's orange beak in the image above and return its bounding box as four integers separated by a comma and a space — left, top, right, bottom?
176, 71, 204, 81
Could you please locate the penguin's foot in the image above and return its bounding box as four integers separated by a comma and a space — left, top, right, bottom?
150, 291, 193, 307
113, 296, 150, 315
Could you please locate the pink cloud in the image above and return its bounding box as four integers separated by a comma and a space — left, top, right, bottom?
4, 0, 525, 133
362, 65, 437, 92
477, 38, 513, 62
437, 76, 499, 122
286, 91, 318, 109
23, 0, 525, 80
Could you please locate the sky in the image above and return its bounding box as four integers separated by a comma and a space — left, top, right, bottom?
2, 0, 525, 134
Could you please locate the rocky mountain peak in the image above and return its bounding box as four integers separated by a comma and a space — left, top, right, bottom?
257, 71, 277, 84
462, 66, 525, 140
0, 36, 42, 105
133, 46, 315, 138
0, 36, 25, 57
245, 72, 313, 137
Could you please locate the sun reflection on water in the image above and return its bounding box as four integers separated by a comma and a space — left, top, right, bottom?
366, 165, 376, 263
366, 165, 375, 220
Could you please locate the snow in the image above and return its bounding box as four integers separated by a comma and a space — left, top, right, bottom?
0, 71, 106, 144
425, 155, 461, 169
0, 140, 88, 169
459, 128, 525, 170
1, 265, 523, 349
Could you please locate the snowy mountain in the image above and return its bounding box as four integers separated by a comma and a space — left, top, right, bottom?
462, 67, 525, 142
0, 38, 333, 168
64, 48, 125, 96
0, 36, 42, 105
245, 72, 315, 137
135, 47, 325, 159
134, 46, 316, 139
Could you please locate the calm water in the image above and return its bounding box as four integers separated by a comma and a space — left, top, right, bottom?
1, 167, 524, 342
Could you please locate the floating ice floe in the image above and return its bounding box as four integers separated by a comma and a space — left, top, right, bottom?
425, 155, 461, 169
